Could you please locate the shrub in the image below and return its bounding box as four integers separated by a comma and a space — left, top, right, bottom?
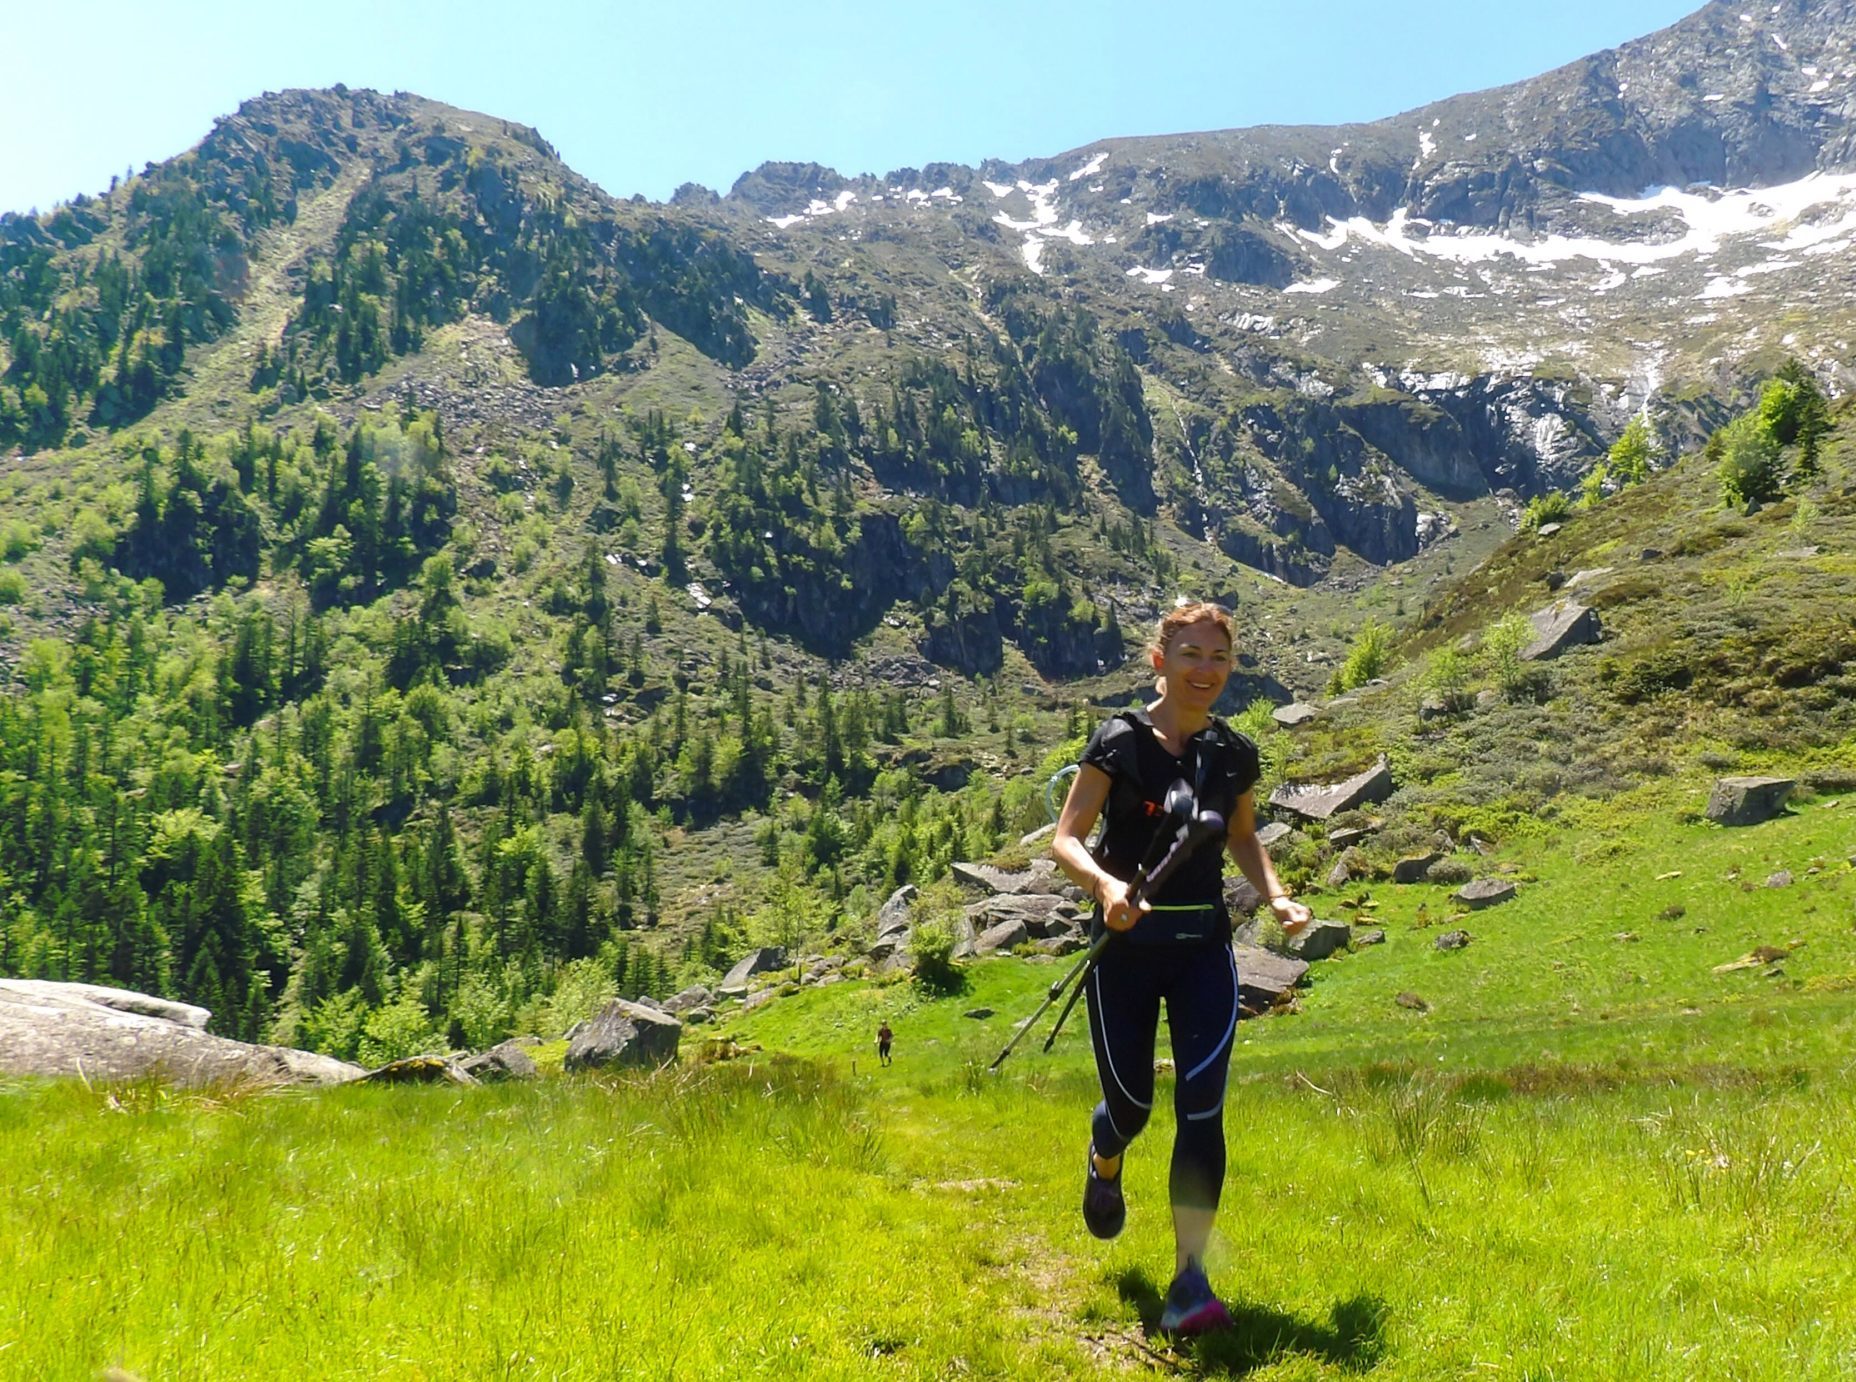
1328, 619, 1394, 695
357, 992, 442, 1066
1482, 613, 1535, 700
910, 916, 965, 995
1714, 414, 1782, 508
1522, 491, 1573, 531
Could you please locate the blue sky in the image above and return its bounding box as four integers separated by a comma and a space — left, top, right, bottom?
1, 0, 1703, 215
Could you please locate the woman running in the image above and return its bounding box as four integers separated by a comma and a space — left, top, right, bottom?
1051, 602, 1312, 1335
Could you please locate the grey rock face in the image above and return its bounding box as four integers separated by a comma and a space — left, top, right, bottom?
0, 979, 361, 1087
1522, 600, 1602, 660
1272, 702, 1322, 727
1269, 756, 1395, 822
1458, 879, 1518, 909
1706, 776, 1796, 826
719, 946, 788, 997
1232, 944, 1309, 1014
875, 885, 917, 938
563, 999, 682, 1072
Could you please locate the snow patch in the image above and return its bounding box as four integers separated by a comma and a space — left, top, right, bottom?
1698, 277, 1752, 300
1146, 212, 1174, 224
982, 180, 1013, 198
1127, 266, 1174, 284
1283, 277, 1340, 295
1287, 171, 1856, 270
995, 178, 1093, 276
1069, 151, 1107, 182
1417, 131, 1436, 163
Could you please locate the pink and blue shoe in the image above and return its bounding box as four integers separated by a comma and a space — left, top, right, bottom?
1159, 1258, 1232, 1336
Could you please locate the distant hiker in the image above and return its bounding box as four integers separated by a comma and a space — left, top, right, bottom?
1051, 602, 1312, 1336
877, 1022, 893, 1066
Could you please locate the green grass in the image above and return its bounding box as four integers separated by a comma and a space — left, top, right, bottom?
7, 786, 1856, 1378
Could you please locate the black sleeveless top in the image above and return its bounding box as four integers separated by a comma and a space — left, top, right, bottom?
1079, 709, 1260, 943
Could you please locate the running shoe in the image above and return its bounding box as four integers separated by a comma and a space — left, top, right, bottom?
1081, 1144, 1125, 1240
1159, 1258, 1231, 1335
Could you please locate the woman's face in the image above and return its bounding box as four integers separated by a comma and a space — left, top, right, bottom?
1153, 619, 1233, 713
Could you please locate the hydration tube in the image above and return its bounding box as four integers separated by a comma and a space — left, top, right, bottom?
1044, 763, 1080, 823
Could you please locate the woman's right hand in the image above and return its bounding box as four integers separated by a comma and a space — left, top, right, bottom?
1098, 876, 1147, 932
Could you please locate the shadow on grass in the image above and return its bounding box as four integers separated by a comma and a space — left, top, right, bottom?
1115, 1268, 1387, 1375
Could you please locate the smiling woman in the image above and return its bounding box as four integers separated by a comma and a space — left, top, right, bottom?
1048, 600, 1313, 1335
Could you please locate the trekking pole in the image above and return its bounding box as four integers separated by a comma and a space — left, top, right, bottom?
1040, 803, 1227, 1054
986, 934, 1108, 1071
987, 781, 1191, 1072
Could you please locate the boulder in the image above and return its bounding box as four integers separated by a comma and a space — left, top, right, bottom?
1225, 876, 1264, 916
964, 893, 1078, 938
460, 1040, 540, 1082
718, 946, 788, 997
974, 918, 1030, 955
1393, 852, 1443, 883
1328, 825, 1375, 850
1458, 879, 1517, 909
1269, 757, 1394, 822
362, 1055, 478, 1085
951, 861, 1063, 895
1255, 822, 1294, 850
1354, 927, 1387, 946
1706, 776, 1796, 826
1521, 600, 1602, 661
0, 980, 361, 1088
1019, 822, 1058, 849
1325, 859, 1351, 889
1766, 870, 1794, 889
963, 1008, 995, 1020
1033, 935, 1088, 956
663, 985, 714, 1015
1435, 929, 1473, 951
563, 999, 682, 1072
1232, 944, 1309, 1014
1272, 702, 1322, 728
1288, 919, 1353, 961
875, 885, 917, 938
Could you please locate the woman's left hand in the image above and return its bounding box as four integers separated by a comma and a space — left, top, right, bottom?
1269, 895, 1314, 935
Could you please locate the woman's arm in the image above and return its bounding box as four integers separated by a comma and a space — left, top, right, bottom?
1225, 790, 1312, 934
1051, 763, 1145, 932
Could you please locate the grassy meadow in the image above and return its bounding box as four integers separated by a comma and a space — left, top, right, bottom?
5, 773, 1855, 1379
